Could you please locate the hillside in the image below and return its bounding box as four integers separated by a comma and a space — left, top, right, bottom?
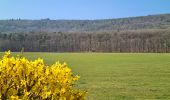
0, 14, 170, 33
1, 14, 170, 52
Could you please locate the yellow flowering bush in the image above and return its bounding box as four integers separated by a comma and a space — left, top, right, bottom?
0, 51, 86, 100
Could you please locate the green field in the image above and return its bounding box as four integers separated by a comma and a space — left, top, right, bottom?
1, 52, 170, 100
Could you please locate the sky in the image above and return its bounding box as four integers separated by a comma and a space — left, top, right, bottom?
0, 0, 170, 20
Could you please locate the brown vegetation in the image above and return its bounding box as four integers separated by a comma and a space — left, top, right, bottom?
0, 29, 170, 52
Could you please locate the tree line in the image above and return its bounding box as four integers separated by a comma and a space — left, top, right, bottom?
0, 29, 170, 52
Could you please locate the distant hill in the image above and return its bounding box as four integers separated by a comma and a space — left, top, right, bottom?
0, 14, 170, 33
1, 14, 170, 52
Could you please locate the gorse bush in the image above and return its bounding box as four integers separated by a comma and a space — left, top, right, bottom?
0, 51, 86, 100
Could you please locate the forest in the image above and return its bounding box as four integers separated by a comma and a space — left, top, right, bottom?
0, 14, 170, 52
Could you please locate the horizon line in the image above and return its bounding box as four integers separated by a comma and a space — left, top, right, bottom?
0, 13, 169, 21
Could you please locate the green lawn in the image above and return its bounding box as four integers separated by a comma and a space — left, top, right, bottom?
1, 52, 170, 100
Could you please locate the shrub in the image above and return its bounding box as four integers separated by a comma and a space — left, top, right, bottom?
0, 51, 86, 100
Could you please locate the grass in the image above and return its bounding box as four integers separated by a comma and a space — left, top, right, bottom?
1, 52, 170, 100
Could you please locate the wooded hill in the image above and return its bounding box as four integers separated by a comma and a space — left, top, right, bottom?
0, 14, 170, 52
0, 14, 170, 33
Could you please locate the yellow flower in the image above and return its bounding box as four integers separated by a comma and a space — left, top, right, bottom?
21, 80, 27, 86
61, 88, 66, 93
0, 51, 86, 100
11, 96, 19, 100
5, 50, 11, 56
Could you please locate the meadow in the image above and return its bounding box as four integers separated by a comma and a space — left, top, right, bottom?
0, 52, 170, 100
